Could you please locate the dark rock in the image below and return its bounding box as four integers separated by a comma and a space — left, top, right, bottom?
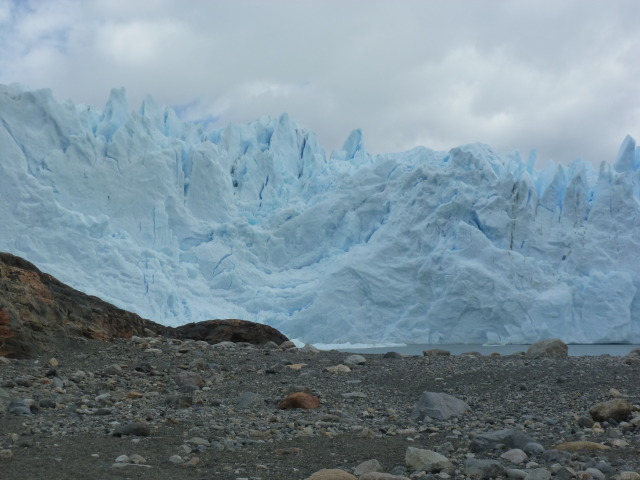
39, 399, 57, 409
383, 351, 402, 359
175, 319, 289, 346
463, 458, 506, 479
470, 428, 537, 453
8, 399, 36, 415
112, 422, 151, 437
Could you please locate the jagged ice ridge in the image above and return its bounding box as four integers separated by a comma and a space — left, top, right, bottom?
1, 85, 639, 345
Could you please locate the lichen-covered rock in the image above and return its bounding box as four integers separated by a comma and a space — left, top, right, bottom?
589, 398, 632, 422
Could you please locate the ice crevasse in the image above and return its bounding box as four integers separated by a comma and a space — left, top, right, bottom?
0, 84, 639, 345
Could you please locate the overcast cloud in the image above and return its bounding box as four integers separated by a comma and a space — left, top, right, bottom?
1, 0, 638, 166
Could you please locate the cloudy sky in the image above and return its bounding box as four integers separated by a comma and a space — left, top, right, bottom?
1, 0, 638, 166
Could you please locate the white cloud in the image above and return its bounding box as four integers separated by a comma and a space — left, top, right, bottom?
0, 0, 638, 166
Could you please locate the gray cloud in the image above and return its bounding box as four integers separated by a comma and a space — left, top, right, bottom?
1, 0, 638, 166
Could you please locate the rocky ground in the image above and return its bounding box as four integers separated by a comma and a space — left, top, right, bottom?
2, 336, 640, 480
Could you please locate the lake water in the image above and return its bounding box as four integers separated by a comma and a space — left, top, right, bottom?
335, 344, 640, 357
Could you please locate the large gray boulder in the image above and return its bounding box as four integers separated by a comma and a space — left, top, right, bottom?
464, 458, 506, 479
526, 338, 568, 358
470, 428, 537, 453
411, 391, 470, 421
405, 447, 453, 473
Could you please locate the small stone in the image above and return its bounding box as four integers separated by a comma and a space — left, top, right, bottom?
577, 416, 595, 428
554, 466, 577, 480
506, 469, 527, 479
115, 455, 130, 463
405, 447, 453, 473
608, 388, 624, 397
187, 437, 210, 446
360, 474, 410, 480
501, 448, 528, 464
324, 364, 351, 374
523, 442, 545, 455
183, 456, 200, 466
236, 391, 263, 409
112, 422, 151, 437
422, 349, 451, 356
168, 455, 183, 464
619, 473, 640, 480
8, 399, 34, 415
173, 371, 204, 391
305, 469, 356, 480
102, 364, 122, 375
354, 459, 383, 475
287, 363, 307, 370
525, 468, 551, 480
48, 357, 59, 367
584, 468, 605, 480
126, 391, 144, 399
0, 449, 14, 459
464, 458, 506, 479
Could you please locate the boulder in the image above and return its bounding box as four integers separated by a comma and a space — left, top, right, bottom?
278, 392, 320, 409
353, 459, 383, 475
175, 318, 289, 345
589, 398, 631, 422
305, 469, 356, 480
344, 354, 367, 366
463, 458, 506, 479
470, 428, 537, 453
526, 338, 568, 358
405, 447, 453, 473
411, 391, 470, 421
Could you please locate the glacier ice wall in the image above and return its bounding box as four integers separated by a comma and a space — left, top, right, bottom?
1, 84, 640, 345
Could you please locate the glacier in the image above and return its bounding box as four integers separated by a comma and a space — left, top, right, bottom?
1, 84, 639, 345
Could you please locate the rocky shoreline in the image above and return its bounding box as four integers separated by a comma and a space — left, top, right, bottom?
2, 336, 640, 480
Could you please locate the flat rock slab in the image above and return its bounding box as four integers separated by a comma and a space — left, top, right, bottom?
411, 391, 470, 421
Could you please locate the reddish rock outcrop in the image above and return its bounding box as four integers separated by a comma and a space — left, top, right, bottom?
175, 319, 289, 346
0, 252, 290, 358
0, 252, 171, 358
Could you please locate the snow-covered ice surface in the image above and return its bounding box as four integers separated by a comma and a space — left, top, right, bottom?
1, 85, 639, 345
